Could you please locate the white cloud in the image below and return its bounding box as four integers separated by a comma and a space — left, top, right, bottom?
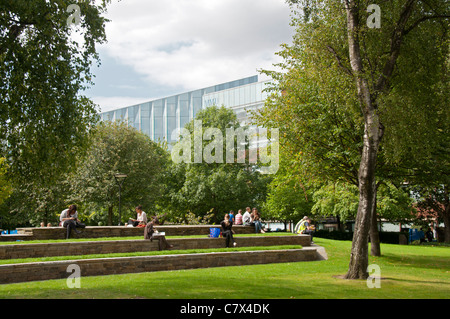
97, 0, 293, 94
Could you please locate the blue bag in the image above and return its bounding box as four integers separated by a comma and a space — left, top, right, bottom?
210, 228, 220, 238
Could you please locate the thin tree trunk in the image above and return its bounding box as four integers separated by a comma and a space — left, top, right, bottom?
344, 0, 384, 279
345, 123, 381, 279
108, 206, 113, 226
342, 0, 417, 279
443, 212, 450, 244
443, 186, 450, 243
370, 183, 381, 256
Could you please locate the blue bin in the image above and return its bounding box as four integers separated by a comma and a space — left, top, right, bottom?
409, 229, 424, 242
210, 228, 220, 238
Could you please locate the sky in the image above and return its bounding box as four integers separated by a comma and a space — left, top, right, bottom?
83, 0, 295, 113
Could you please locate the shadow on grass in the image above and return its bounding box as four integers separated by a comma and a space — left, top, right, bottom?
379, 254, 450, 271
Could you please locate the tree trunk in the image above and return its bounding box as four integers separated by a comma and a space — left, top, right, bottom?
443, 186, 450, 243
344, 0, 384, 279
345, 121, 381, 279
370, 183, 381, 256
443, 212, 450, 244
336, 215, 342, 231
108, 206, 113, 226
43, 207, 48, 227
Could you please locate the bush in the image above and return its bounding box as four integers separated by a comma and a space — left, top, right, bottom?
314, 230, 353, 241
315, 230, 405, 244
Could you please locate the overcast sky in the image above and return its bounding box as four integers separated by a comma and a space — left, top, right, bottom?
84, 0, 294, 113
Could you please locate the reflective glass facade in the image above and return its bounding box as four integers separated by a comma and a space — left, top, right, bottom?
202, 80, 270, 125
99, 75, 268, 142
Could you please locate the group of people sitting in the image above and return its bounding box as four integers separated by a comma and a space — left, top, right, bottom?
59, 205, 316, 250
229, 207, 265, 232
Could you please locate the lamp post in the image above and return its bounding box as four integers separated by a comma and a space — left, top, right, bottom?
114, 173, 127, 226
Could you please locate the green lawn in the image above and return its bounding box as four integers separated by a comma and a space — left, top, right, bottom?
0, 238, 448, 299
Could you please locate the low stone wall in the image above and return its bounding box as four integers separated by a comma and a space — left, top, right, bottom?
0, 235, 310, 260
9, 225, 257, 241
0, 249, 317, 284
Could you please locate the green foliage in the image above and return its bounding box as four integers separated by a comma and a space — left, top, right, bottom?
0, 158, 11, 206
165, 106, 271, 223
312, 183, 359, 221
0, 0, 112, 181
0, 1, 114, 227
311, 181, 414, 223
377, 182, 414, 222
263, 156, 314, 223
68, 121, 169, 225
254, 1, 449, 259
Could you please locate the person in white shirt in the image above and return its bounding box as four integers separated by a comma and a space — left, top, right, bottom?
60, 204, 84, 239
128, 205, 148, 227
242, 207, 252, 226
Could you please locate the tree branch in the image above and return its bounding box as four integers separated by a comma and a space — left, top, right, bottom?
375, 0, 416, 93
326, 45, 353, 76
403, 15, 450, 35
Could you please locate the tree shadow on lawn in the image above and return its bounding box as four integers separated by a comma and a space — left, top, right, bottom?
143, 273, 311, 299
378, 253, 450, 271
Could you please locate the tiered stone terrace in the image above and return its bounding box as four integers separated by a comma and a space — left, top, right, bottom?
1, 225, 256, 241
0, 225, 326, 284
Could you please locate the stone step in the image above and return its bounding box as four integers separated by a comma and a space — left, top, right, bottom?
0, 235, 310, 260
0, 234, 34, 242
9, 225, 257, 241
0, 248, 319, 284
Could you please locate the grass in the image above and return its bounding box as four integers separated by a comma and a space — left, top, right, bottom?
0, 238, 448, 299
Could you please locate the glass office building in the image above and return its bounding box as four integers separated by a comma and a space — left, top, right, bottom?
99, 75, 270, 143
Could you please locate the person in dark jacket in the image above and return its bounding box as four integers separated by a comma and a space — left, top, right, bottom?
144, 218, 173, 250
221, 213, 237, 248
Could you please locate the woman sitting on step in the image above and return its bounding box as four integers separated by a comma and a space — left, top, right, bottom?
144, 217, 173, 250
221, 213, 237, 248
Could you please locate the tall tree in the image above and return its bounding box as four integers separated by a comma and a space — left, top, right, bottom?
0, 0, 112, 187
258, 0, 449, 279
68, 121, 168, 226
342, 0, 448, 279
169, 106, 271, 223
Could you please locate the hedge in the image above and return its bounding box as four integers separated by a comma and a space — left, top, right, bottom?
314, 230, 405, 244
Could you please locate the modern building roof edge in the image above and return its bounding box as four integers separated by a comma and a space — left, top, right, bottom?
99, 75, 259, 114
